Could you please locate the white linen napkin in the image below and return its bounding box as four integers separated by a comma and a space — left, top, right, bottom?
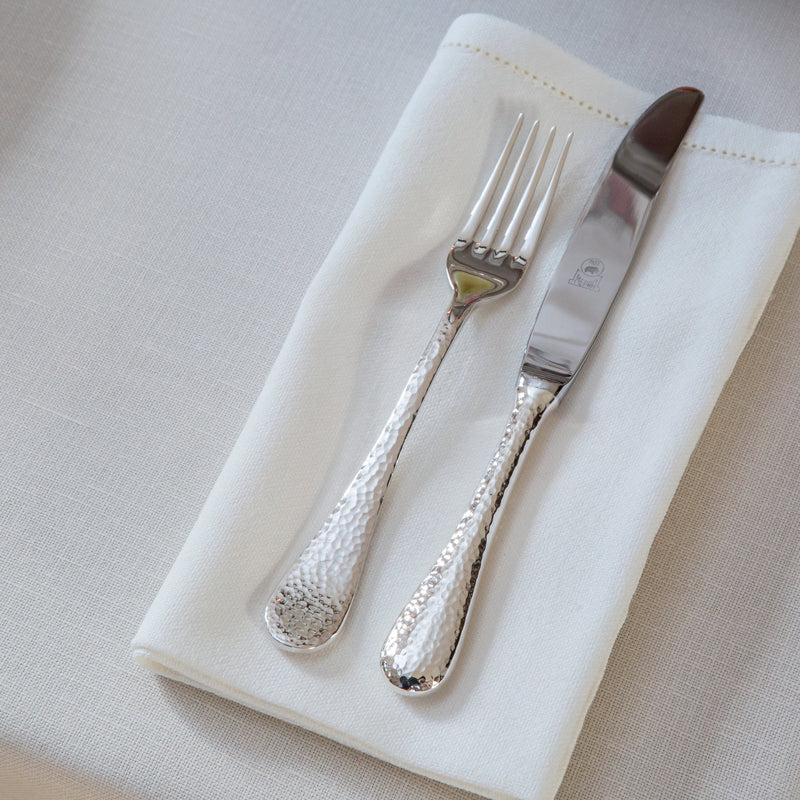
132, 14, 800, 800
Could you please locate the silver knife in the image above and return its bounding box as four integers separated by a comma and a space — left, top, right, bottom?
380, 87, 704, 693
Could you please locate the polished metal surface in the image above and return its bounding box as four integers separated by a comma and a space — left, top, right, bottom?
521, 168, 651, 383
266, 116, 573, 650
613, 86, 705, 196
381, 88, 703, 693
524, 87, 704, 385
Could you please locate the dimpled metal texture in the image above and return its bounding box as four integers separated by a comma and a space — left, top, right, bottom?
266, 309, 466, 649
381, 377, 556, 691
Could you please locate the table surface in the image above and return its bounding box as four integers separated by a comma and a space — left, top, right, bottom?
1, 2, 799, 799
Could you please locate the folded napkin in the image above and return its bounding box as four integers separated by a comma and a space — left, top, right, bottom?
132, 14, 800, 800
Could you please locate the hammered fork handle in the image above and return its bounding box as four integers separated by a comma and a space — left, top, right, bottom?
380, 374, 558, 692
265, 302, 470, 649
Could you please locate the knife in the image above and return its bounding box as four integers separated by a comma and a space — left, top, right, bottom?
380, 87, 704, 693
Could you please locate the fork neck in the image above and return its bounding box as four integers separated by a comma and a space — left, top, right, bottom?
447, 294, 474, 323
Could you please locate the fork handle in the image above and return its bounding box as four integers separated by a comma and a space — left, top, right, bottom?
265, 302, 470, 649
380, 373, 558, 692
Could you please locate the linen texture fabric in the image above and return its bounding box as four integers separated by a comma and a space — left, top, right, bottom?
132, 14, 800, 800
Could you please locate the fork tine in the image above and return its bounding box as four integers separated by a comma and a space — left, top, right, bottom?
496, 126, 556, 254
515, 130, 573, 263
476, 121, 539, 250
457, 113, 524, 245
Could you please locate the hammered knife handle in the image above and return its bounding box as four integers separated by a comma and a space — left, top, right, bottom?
380, 374, 558, 692
265, 304, 469, 649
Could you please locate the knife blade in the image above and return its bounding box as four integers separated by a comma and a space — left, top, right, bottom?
380, 87, 704, 693
523, 86, 704, 385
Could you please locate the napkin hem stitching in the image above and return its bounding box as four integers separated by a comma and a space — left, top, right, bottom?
440, 40, 799, 169
441, 40, 632, 126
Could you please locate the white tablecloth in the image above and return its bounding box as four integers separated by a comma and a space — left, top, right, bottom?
1, 1, 798, 799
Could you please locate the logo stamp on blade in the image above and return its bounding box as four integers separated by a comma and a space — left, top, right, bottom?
568, 258, 604, 292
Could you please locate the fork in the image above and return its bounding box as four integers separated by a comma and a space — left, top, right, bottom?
265, 115, 573, 650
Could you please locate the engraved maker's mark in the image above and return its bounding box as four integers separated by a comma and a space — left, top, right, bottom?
568, 257, 604, 292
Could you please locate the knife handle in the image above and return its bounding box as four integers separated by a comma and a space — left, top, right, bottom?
380, 374, 558, 692
265, 303, 470, 649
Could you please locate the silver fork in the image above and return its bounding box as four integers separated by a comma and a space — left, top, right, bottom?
265, 115, 573, 650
